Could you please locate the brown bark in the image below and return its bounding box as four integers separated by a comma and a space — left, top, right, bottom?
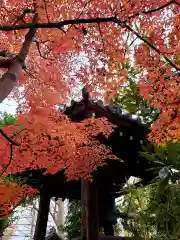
0, 59, 13, 68
0, 16, 37, 103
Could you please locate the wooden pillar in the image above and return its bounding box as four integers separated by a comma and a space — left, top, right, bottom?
33, 187, 51, 240
81, 179, 99, 240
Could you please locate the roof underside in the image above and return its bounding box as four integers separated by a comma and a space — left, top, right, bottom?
12, 93, 155, 199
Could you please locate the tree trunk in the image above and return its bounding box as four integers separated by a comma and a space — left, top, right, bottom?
0, 15, 37, 103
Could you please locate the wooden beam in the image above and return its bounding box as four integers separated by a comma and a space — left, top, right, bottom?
34, 187, 51, 240
81, 179, 99, 240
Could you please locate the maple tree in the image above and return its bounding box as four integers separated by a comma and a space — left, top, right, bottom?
0, 111, 115, 217
0, 0, 179, 218
0, 178, 37, 218
0, 0, 179, 139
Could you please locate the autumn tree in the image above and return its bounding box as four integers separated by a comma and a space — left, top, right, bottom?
0, 0, 179, 218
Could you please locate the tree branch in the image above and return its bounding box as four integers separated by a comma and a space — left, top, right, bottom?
0, 129, 20, 175
0, 50, 16, 68
66, 0, 92, 33
0, 50, 16, 58
0, 15, 178, 74
0, 59, 13, 68
43, 0, 50, 23
0, 14, 38, 103
0, 0, 177, 32
129, 0, 177, 19
33, 39, 53, 60
17, 14, 38, 62
144, 0, 177, 13
0, 144, 13, 176
0, 17, 118, 31
97, 23, 106, 55
0, 129, 20, 146
13, 9, 35, 25
120, 22, 180, 71
0, 50, 27, 69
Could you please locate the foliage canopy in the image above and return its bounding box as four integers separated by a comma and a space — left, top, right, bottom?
0, 0, 179, 219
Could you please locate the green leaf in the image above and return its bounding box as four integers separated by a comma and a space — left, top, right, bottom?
146, 166, 164, 173
158, 176, 169, 194
122, 95, 137, 104
141, 144, 154, 153
140, 152, 157, 162
154, 145, 166, 162
0, 112, 17, 128
124, 102, 138, 114
167, 143, 180, 165
174, 156, 180, 170
153, 160, 165, 165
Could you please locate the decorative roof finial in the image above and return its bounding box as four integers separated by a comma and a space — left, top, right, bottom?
82, 85, 90, 100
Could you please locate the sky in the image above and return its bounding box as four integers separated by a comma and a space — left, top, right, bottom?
0, 99, 17, 116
